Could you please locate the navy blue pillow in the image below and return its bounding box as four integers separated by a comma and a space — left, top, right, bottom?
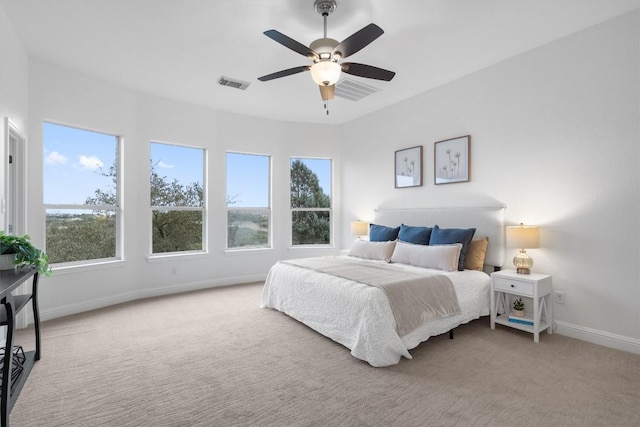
398, 224, 432, 245
429, 226, 476, 271
369, 224, 400, 242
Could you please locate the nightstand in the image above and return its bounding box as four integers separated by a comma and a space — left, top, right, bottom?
490, 270, 552, 342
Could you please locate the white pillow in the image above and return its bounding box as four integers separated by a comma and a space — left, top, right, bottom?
348, 239, 396, 262
390, 240, 462, 271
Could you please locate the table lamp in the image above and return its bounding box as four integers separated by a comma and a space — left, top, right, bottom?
506, 223, 540, 274
350, 221, 369, 239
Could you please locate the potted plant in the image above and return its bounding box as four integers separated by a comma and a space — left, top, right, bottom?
512, 297, 525, 317
0, 231, 51, 276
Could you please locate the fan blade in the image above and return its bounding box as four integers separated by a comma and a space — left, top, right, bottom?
333, 23, 384, 59
263, 30, 318, 59
341, 62, 396, 81
258, 66, 311, 82
319, 84, 335, 101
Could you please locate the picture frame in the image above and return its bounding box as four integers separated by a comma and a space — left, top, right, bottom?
395, 146, 423, 188
434, 135, 470, 185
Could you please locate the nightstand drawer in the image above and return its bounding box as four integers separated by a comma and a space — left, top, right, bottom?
493, 277, 534, 296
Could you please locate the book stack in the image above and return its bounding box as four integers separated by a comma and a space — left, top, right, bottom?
508, 313, 534, 326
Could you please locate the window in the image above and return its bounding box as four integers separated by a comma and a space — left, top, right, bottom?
290, 158, 332, 245
226, 152, 270, 249
150, 142, 205, 254
43, 122, 120, 264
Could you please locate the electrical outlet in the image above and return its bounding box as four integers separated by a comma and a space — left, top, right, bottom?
553, 291, 565, 304
171, 266, 178, 276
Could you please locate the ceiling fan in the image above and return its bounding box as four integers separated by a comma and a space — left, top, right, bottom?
257, 0, 395, 106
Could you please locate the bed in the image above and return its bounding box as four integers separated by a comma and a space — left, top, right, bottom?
261, 206, 506, 367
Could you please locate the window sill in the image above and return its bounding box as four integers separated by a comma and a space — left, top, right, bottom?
49, 259, 126, 275
224, 247, 274, 256
287, 245, 337, 251
147, 251, 209, 263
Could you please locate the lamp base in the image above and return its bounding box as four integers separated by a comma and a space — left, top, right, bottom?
513, 249, 533, 275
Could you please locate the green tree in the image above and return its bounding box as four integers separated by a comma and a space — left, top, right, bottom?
46, 162, 119, 263
148, 164, 203, 253
290, 160, 330, 209
149, 165, 202, 208
47, 161, 204, 262
84, 161, 204, 253
46, 213, 116, 263
290, 160, 331, 245
85, 163, 117, 206
47, 159, 331, 261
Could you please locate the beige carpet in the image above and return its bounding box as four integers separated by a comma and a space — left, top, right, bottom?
10, 282, 640, 426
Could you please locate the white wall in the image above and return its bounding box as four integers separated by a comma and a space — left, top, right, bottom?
0, 4, 29, 228
3, 2, 638, 355
26, 59, 342, 319
341, 10, 640, 352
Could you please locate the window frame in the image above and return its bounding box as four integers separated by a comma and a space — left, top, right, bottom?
289, 156, 333, 248
148, 141, 207, 257
225, 151, 272, 251
42, 121, 123, 268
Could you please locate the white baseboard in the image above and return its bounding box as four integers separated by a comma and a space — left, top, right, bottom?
37, 273, 267, 323
555, 320, 640, 355
27, 282, 640, 357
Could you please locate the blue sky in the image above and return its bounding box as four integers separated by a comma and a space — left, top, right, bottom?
43, 122, 117, 205
226, 152, 269, 207
227, 153, 332, 207
151, 142, 204, 188
43, 123, 332, 208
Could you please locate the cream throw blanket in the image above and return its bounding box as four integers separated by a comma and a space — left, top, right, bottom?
282, 257, 461, 336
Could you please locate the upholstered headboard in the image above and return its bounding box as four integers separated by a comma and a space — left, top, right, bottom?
373, 205, 506, 268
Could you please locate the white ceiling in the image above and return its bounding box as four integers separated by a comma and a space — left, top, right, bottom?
2, 0, 638, 125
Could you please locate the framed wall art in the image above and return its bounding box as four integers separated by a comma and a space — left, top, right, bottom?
434, 135, 470, 185
395, 146, 423, 188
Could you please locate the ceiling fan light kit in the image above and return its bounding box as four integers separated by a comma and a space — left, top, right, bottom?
258, 0, 395, 113
310, 61, 341, 86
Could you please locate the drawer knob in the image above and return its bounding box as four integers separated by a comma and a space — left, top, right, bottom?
510, 284, 515, 288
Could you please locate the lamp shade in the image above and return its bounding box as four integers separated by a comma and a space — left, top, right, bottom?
310, 61, 341, 86
506, 224, 540, 249
351, 221, 369, 237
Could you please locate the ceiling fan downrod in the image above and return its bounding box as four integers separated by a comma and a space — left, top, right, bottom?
314, 0, 337, 38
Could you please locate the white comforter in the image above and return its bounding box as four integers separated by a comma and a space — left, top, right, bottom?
261, 256, 491, 367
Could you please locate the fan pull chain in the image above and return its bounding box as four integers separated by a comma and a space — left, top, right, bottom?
324, 100, 330, 115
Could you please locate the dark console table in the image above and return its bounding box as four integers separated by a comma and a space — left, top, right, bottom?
0, 267, 40, 427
